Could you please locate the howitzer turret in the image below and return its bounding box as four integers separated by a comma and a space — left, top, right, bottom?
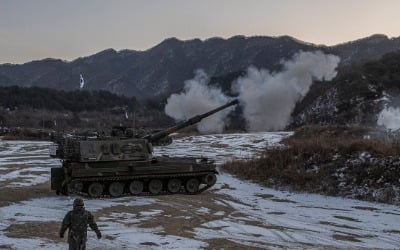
145, 99, 238, 143
50, 99, 238, 198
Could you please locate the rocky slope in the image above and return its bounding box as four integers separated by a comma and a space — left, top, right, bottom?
291, 50, 400, 127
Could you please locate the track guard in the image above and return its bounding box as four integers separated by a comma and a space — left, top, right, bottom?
51, 167, 65, 191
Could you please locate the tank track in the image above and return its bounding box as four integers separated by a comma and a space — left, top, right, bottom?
67, 171, 216, 198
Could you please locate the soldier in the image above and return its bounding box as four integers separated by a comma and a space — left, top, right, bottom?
60, 198, 102, 250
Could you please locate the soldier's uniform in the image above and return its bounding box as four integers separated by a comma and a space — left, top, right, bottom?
60, 198, 102, 250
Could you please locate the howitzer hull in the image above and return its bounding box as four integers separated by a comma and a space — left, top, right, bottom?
51, 156, 218, 197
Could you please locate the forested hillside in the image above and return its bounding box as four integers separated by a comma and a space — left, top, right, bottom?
0, 86, 137, 112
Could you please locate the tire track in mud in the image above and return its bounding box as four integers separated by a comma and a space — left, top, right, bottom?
0, 182, 54, 207
91, 191, 240, 248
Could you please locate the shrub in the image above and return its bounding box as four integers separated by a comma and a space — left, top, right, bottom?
223, 125, 400, 204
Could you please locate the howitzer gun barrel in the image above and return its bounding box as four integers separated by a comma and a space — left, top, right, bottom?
146, 99, 239, 142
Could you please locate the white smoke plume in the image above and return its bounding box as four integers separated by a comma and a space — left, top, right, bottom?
234, 51, 340, 131
377, 107, 400, 131
165, 69, 232, 133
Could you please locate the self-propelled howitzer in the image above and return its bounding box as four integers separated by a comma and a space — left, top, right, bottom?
50, 100, 238, 198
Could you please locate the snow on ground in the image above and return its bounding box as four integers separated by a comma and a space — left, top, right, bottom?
203, 175, 400, 249
160, 133, 400, 249
0, 196, 206, 249
0, 140, 60, 188
1, 133, 400, 249
155, 132, 292, 164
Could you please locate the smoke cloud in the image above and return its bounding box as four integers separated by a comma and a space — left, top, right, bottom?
165, 70, 232, 133
234, 50, 340, 131
165, 50, 340, 133
377, 107, 400, 131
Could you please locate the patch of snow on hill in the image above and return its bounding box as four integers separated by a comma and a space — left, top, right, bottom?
378, 106, 400, 130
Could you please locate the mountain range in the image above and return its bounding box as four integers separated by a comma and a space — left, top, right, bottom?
1, 34, 399, 99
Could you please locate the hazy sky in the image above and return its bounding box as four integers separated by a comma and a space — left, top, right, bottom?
1, 0, 399, 64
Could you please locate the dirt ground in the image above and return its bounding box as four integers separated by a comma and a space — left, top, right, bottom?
1, 136, 399, 249
0, 181, 346, 250
0, 182, 267, 249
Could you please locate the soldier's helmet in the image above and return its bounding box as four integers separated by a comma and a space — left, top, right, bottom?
73, 198, 84, 208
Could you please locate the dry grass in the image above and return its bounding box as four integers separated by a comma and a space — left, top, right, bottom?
223, 125, 400, 201
2, 128, 52, 140
283, 124, 400, 156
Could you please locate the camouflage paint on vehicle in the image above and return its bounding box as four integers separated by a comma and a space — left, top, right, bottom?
50, 100, 238, 198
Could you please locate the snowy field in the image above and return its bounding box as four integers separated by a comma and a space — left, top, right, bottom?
0, 133, 400, 249
0, 140, 60, 188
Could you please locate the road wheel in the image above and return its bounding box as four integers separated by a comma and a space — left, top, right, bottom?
203, 173, 217, 186
108, 182, 124, 197
148, 179, 163, 194
88, 182, 103, 197
167, 178, 181, 193
57, 185, 68, 196
60, 185, 68, 196
185, 178, 200, 194
71, 182, 84, 192
129, 180, 144, 195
